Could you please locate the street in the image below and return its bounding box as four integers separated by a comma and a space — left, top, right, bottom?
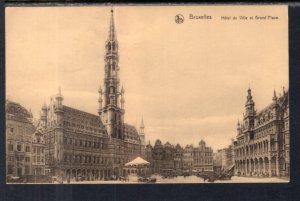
65, 175, 289, 184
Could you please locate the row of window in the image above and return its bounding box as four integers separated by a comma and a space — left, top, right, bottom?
192, 152, 212, 157
63, 155, 109, 164
255, 129, 274, 139
152, 152, 212, 157
63, 121, 104, 134
7, 144, 31, 152
7, 125, 33, 135
235, 144, 271, 157
63, 154, 127, 165
7, 165, 30, 175
63, 138, 107, 149
194, 159, 213, 164
7, 144, 44, 154
33, 156, 44, 163
33, 147, 44, 154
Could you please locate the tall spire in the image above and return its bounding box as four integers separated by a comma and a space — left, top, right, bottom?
102, 7, 120, 109
98, 8, 124, 139
109, 8, 116, 42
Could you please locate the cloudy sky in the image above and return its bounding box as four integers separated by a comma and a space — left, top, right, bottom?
6, 6, 288, 151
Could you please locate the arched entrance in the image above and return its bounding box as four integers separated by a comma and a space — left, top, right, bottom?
271, 157, 277, 176
66, 169, 71, 179
72, 169, 76, 180
264, 157, 270, 177
259, 158, 264, 175
254, 158, 258, 175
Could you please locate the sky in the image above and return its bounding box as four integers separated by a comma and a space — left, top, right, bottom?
6, 6, 288, 151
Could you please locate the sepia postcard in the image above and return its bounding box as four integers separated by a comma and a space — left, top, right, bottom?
5, 5, 289, 184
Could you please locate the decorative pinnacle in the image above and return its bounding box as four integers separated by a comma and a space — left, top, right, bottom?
273, 90, 278, 101
121, 85, 125, 93
98, 86, 103, 94
247, 88, 252, 97
245, 87, 255, 107
56, 86, 64, 100
140, 118, 145, 129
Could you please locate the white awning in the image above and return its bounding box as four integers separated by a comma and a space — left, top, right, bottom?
125, 157, 150, 167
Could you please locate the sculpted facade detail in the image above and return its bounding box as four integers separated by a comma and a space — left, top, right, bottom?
234, 88, 289, 177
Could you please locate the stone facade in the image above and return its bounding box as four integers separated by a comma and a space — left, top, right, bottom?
214, 145, 234, 171
31, 130, 45, 175
37, 9, 145, 181
234, 88, 289, 177
192, 140, 213, 172
147, 140, 213, 174
174, 144, 184, 173
151, 140, 164, 173
6, 100, 35, 177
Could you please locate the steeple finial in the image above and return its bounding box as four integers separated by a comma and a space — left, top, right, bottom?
246, 88, 254, 105
273, 90, 278, 102
247, 88, 252, 96
56, 86, 63, 100
109, 7, 116, 41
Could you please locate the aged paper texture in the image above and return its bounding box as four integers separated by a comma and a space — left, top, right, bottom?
5, 5, 289, 184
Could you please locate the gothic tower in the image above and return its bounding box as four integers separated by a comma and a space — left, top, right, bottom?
243, 88, 256, 141
98, 9, 125, 139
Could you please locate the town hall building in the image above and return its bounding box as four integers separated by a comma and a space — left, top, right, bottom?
38, 9, 146, 181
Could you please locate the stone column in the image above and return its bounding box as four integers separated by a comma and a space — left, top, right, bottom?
248, 161, 251, 175
268, 158, 272, 177
276, 156, 280, 176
